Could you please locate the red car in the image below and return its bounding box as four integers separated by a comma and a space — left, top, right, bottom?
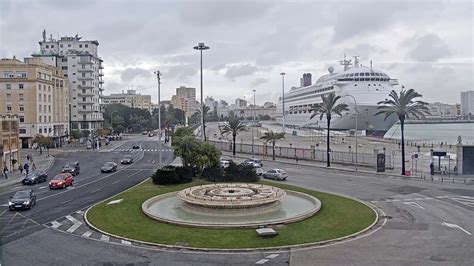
49, 173, 74, 189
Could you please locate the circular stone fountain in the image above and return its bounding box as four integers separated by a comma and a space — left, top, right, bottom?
142, 183, 321, 228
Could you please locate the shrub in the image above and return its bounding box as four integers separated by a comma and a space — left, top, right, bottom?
175, 166, 193, 183
151, 165, 193, 185
202, 166, 224, 182
222, 161, 259, 182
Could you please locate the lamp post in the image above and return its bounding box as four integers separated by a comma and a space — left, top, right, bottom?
194, 42, 210, 141
252, 89, 256, 155
280, 72, 286, 133
110, 110, 118, 133
344, 94, 358, 171
154, 70, 162, 168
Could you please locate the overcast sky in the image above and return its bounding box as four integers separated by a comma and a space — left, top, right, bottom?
1, 0, 472, 105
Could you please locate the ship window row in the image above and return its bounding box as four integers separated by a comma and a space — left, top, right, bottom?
289, 104, 314, 114
342, 72, 388, 77
285, 86, 334, 101
338, 77, 389, 82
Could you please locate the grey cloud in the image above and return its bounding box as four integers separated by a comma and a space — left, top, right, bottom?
165, 64, 198, 82
120, 67, 152, 82
251, 78, 269, 87
407, 34, 451, 62
225, 64, 259, 80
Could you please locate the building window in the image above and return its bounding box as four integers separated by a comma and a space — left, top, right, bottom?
39, 105, 42, 112
19, 93, 24, 101
6, 84, 11, 90
51, 45, 54, 48
60, 44, 63, 48
6, 105, 12, 112
19, 105, 24, 112
68, 44, 71, 47
19, 128, 26, 134
39, 128, 43, 134
19, 84, 24, 89
48, 95, 51, 102
19, 116, 25, 123
44, 95, 47, 102
6, 94, 11, 102
82, 73, 86, 77
48, 105, 51, 112
79, 44, 82, 48
45, 45, 49, 48
82, 81, 86, 85
85, 44, 88, 48
38, 93, 42, 102
49, 116, 51, 122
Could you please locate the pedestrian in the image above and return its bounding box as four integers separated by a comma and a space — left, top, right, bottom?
295, 155, 299, 164
443, 166, 447, 175
32, 163, 36, 171
26, 154, 30, 162
3, 165, 8, 179
39, 147, 43, 155
24, 162, 29, 175
453, 165, 458, 175
429, 162, 434, 179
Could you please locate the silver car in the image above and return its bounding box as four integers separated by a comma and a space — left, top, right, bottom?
263, 169, 288, 181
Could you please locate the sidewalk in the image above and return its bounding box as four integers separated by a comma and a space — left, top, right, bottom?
221, 151, 474, 185
0, 149, 56, 188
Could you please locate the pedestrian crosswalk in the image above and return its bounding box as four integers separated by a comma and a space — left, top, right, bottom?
45, 210, 137, 247
371, 195, 474, 208
113, 148, 173, 152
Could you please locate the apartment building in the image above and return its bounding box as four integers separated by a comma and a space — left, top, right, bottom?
0, 114, 20, 171
461, 91, 474, 115
171, 86, 198, 117
33, 31, 104, 131
102, 90, 152, 112
0, 57, 69, 148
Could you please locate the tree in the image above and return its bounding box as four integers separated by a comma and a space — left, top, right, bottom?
33, 134, 53, 148
260, 131, 285, 160
309, 93, 349, 167
95, 128, 110, 136
173, 127, 194, 138
70, 130, 80, 140
80, 130, 90, 138
376, 89, 429, 175
172, 135, 198, 168
219, 117, 247, 155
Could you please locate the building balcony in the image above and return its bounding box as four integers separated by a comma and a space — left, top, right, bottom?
77, 109, 93, 113
78, 92, 95, 97
77, 76, 94, 80
78, 85, 94, 89
78, 61, 93, 65
99, 80, 104, 84
99, 73, 104, 76
78, 68, 93, 72
99, 65, 104, 69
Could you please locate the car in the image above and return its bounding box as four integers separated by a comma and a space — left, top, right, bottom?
263, 169, 288, 181
22, 171, 48, 185
62, 162, 80, 176
255, 167, 264, 176
240, 161, 263, 176
132, 144, 140, 149
219, 159, 233, 169
243, 158, 263, 167
101, 162, 118, 173
143, 131, 148, 135
9, 190, 36, 210
148, 132, 155, 137
121, 155, 133, 164
49, 173, 74, 189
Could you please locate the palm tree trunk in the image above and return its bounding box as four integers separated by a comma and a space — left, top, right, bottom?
327, 118, 331, 167
272, 143, 275, 160
203, 117, 206, 142
232, 133, 236, 155
400, 119, 406, 175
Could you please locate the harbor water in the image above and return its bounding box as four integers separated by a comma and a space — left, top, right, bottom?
384, 122, 474, 145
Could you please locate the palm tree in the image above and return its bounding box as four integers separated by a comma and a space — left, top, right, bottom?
219, 117, 247, 155
260, 131, 285, 160
309, 93, 349, 167
376, 88, 429, 175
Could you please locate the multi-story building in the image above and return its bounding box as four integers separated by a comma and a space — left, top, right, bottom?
0, 114, 20, 171
32, 31, 104, 131
0, 57, 69, 148
171, 86, 198, 117
426, 102, 458, 117
235, 98, 248, 107
460, 91, 474, 115
102, 90, 152, 112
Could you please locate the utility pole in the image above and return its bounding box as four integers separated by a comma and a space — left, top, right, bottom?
252, 89, 256, 155
280, 72, 286, 133
194, 42, 210, 141
155, 70, 162, 168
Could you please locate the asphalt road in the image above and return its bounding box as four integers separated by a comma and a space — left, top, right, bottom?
1, 139, 473, 265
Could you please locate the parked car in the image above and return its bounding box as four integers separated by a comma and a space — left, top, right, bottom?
121, 155, 133, 164
22, 171, 48, 185
243, 158, 263, 167
219, 159, 233, 169
49, 173, 74, 189
255, 167, 264, 176
132, 144, 140, 149
263, 169, 288, 181
148, 132, 155, 137
62, 162, 80, 176
9, 190, 36, 210
143, 131, 148, 135
101, 162, 118, 173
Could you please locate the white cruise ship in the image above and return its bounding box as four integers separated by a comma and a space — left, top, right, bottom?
276, 56, 399, 136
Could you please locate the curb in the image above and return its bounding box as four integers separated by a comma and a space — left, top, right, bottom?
83, 182, 383, 253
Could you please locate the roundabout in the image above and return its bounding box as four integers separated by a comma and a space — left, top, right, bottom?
86, 180, 378, 249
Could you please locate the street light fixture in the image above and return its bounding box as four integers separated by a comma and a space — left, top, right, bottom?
154, 70, 162, 169
252, 89, 256, 155
110, 110, 118, 132
344, 94, 358, 171
194, 42, 210, 141
280, 72, 286, 133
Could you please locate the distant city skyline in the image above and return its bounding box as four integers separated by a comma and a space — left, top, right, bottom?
1, 0, 472, 105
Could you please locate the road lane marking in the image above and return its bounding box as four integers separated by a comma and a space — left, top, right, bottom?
403, 202, 425, 209
0, 204, 9, 207
82, 231, 92, 238
442, 222, 472, 236
100, 234, 110, 241
255, 259, 269, 264
112, 180, 120, 184
12, 186, 22, 190
90, 188, 102, 194
266, 254, 279, 259
450, 198, 474, 207
59, 200, 72, 205
121, 240, 132, 245
38, 186, 48, 189
51, 221, 62, 229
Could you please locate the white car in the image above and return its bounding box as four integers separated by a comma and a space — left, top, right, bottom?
263, 169, 288, 181
255, 167, 264, 176
219, 160, 232, 169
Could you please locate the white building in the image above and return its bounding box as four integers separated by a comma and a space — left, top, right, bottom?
102, 90, 152, 112
171, 86, 198, 117
426, 102, 458, 117
460, 91, 474, 115
33, 30, 104, 131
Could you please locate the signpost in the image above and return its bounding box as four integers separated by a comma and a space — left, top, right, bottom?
376, 153, 385, 172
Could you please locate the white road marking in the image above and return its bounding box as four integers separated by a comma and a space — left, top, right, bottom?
403, 202, 425, 209
255, 259, 269, 264
65, 215, 82, 233
0, 204, 9, 207
12, 186, 22, 190
90, 188, 102, 194
450, 198, 474, 207
59, 200, 72, 205
265, 254, 279, 259
38, 186, 48, 189
82, 231, 92, 238
442, 222, 472, 236
100, 234, 110, 241
107, 199, 123, 205
51, 221, 62, 229
121, 240, 132, 245
112, 180, 120, 184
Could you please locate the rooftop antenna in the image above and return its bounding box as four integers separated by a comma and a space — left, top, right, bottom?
370, 60, 373, 70
339, 53, 352, 71
353, 56, 360, 67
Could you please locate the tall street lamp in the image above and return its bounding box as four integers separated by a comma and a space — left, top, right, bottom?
154, 70, 162, 168
252, 89, 256, 154
344, 94, 358, 171
110, 110, 118, 133
194, 42, 210, 141
280, 72, 286, 132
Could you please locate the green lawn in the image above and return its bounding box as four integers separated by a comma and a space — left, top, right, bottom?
87, 179, 376, 249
